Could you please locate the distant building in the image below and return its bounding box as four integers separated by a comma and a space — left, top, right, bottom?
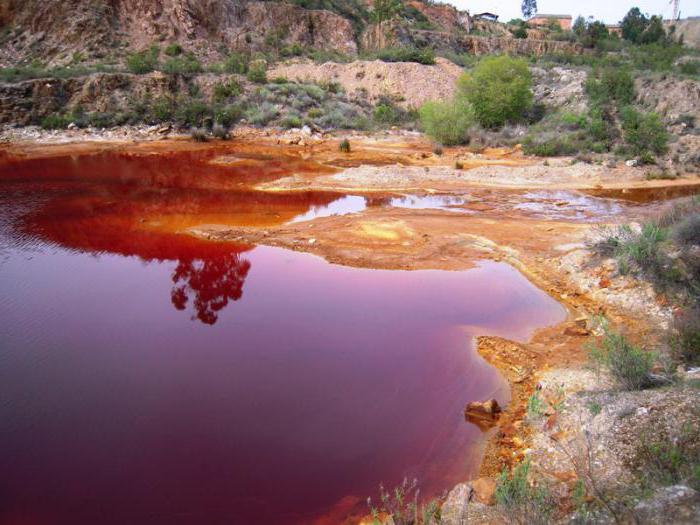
607, 24, 622, 36
473, 12, 499, 22
528, 14, 573, 31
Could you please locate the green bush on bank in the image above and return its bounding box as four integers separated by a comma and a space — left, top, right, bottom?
585, 67, 635, 108
126, 46, 160, 74
457, 56, 533, 129
418, 99, 475, 145
589, 320, 655, 390
367, 46, 435, 65
496, 460, 553, 524
246, 61, 267, 84
620, 107, 668, 157
162, 54, 202, 75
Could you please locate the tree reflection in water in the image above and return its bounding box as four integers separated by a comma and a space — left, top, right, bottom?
170, 251, 252, 325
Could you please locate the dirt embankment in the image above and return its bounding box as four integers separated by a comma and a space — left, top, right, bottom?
269, 57, 463, 108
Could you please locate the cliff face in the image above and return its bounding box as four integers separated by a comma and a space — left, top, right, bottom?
0, 0, 357, 66
360, 22, 583, 57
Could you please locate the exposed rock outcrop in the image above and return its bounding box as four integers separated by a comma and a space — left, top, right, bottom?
636, 75, 700, 121
360, 21, 584, 57
0, 72, 190, 125
0, 0, 357, 66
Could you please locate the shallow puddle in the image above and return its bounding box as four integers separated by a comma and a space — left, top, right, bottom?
0, 148, 568, 524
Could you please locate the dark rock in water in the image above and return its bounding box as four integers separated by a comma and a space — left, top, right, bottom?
464, 399, 502, 430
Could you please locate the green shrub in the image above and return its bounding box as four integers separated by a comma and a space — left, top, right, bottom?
314, 101, 366, 130
634, 419, 700, 490
588, 321, 655, 390
457, 56, 532, 129
496, 460, 552, 525
176, 99, 210, 127
419, 99, 475, 145
669, 307, 700, 365
190, 127, 208, 142
212, 123, 230, 140
246, 61, 267, 84
164, 43, 183, 57
40, 113, 71, 129
585, 67, 635, 108
214, 104, 244, 128
620, 107, 668, 157
629, 43, 685, 72
151, 97, 175, 122
126, 46, 160, 74
244, 102, 277, 125
162, 54, 202, 75
371, 46, 435, 65
280, 112, 302, 129
280, 43, 304, 57
373, 103, 399, 125
224, 52, 248, 74
673, 214, 700, 246
679, 61, 700, 76
213, 80, 242, 102
339, 138, 351, 153
523, 136, 580, 157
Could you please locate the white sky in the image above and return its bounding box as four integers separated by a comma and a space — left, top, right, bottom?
445, 1, 699, 24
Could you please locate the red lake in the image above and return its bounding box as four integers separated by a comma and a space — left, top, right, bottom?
0, 148, 565, 524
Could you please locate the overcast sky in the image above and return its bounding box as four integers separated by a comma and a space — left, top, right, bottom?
445, 1, 698, 24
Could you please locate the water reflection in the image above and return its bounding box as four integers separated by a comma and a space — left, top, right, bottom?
290, 194, 367, 223
171, 252, 251, 325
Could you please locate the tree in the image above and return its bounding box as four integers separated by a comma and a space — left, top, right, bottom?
621, 7, 648, 43
572, 16, 586, 37
457, 55, 533, 129
371, 0, 402, 23
521, 0, 536, 19
639, 15, 666, 44
584, 20, 610, 48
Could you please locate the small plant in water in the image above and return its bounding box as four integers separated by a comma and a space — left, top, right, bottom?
212, 123, 230, 140
339, 138, 351, 153
190, 127, 208, 142
367, 478, 440, 525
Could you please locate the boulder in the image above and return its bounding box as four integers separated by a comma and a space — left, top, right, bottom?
464, 399, 502, 430
440, 483, 471, 525
470, 477, 497, 505
634, 485, 700, 524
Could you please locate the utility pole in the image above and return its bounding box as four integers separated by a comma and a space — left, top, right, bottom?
670, 0, 680, 21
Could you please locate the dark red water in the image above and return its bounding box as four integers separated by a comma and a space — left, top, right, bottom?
0, 148, 565, 525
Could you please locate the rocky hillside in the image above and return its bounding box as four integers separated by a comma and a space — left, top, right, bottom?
0, 0, 582, 68
666, 17, 700, 49
0, 0, 357, 66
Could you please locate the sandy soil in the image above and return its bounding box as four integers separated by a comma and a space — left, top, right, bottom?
268, 57, 463, 108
